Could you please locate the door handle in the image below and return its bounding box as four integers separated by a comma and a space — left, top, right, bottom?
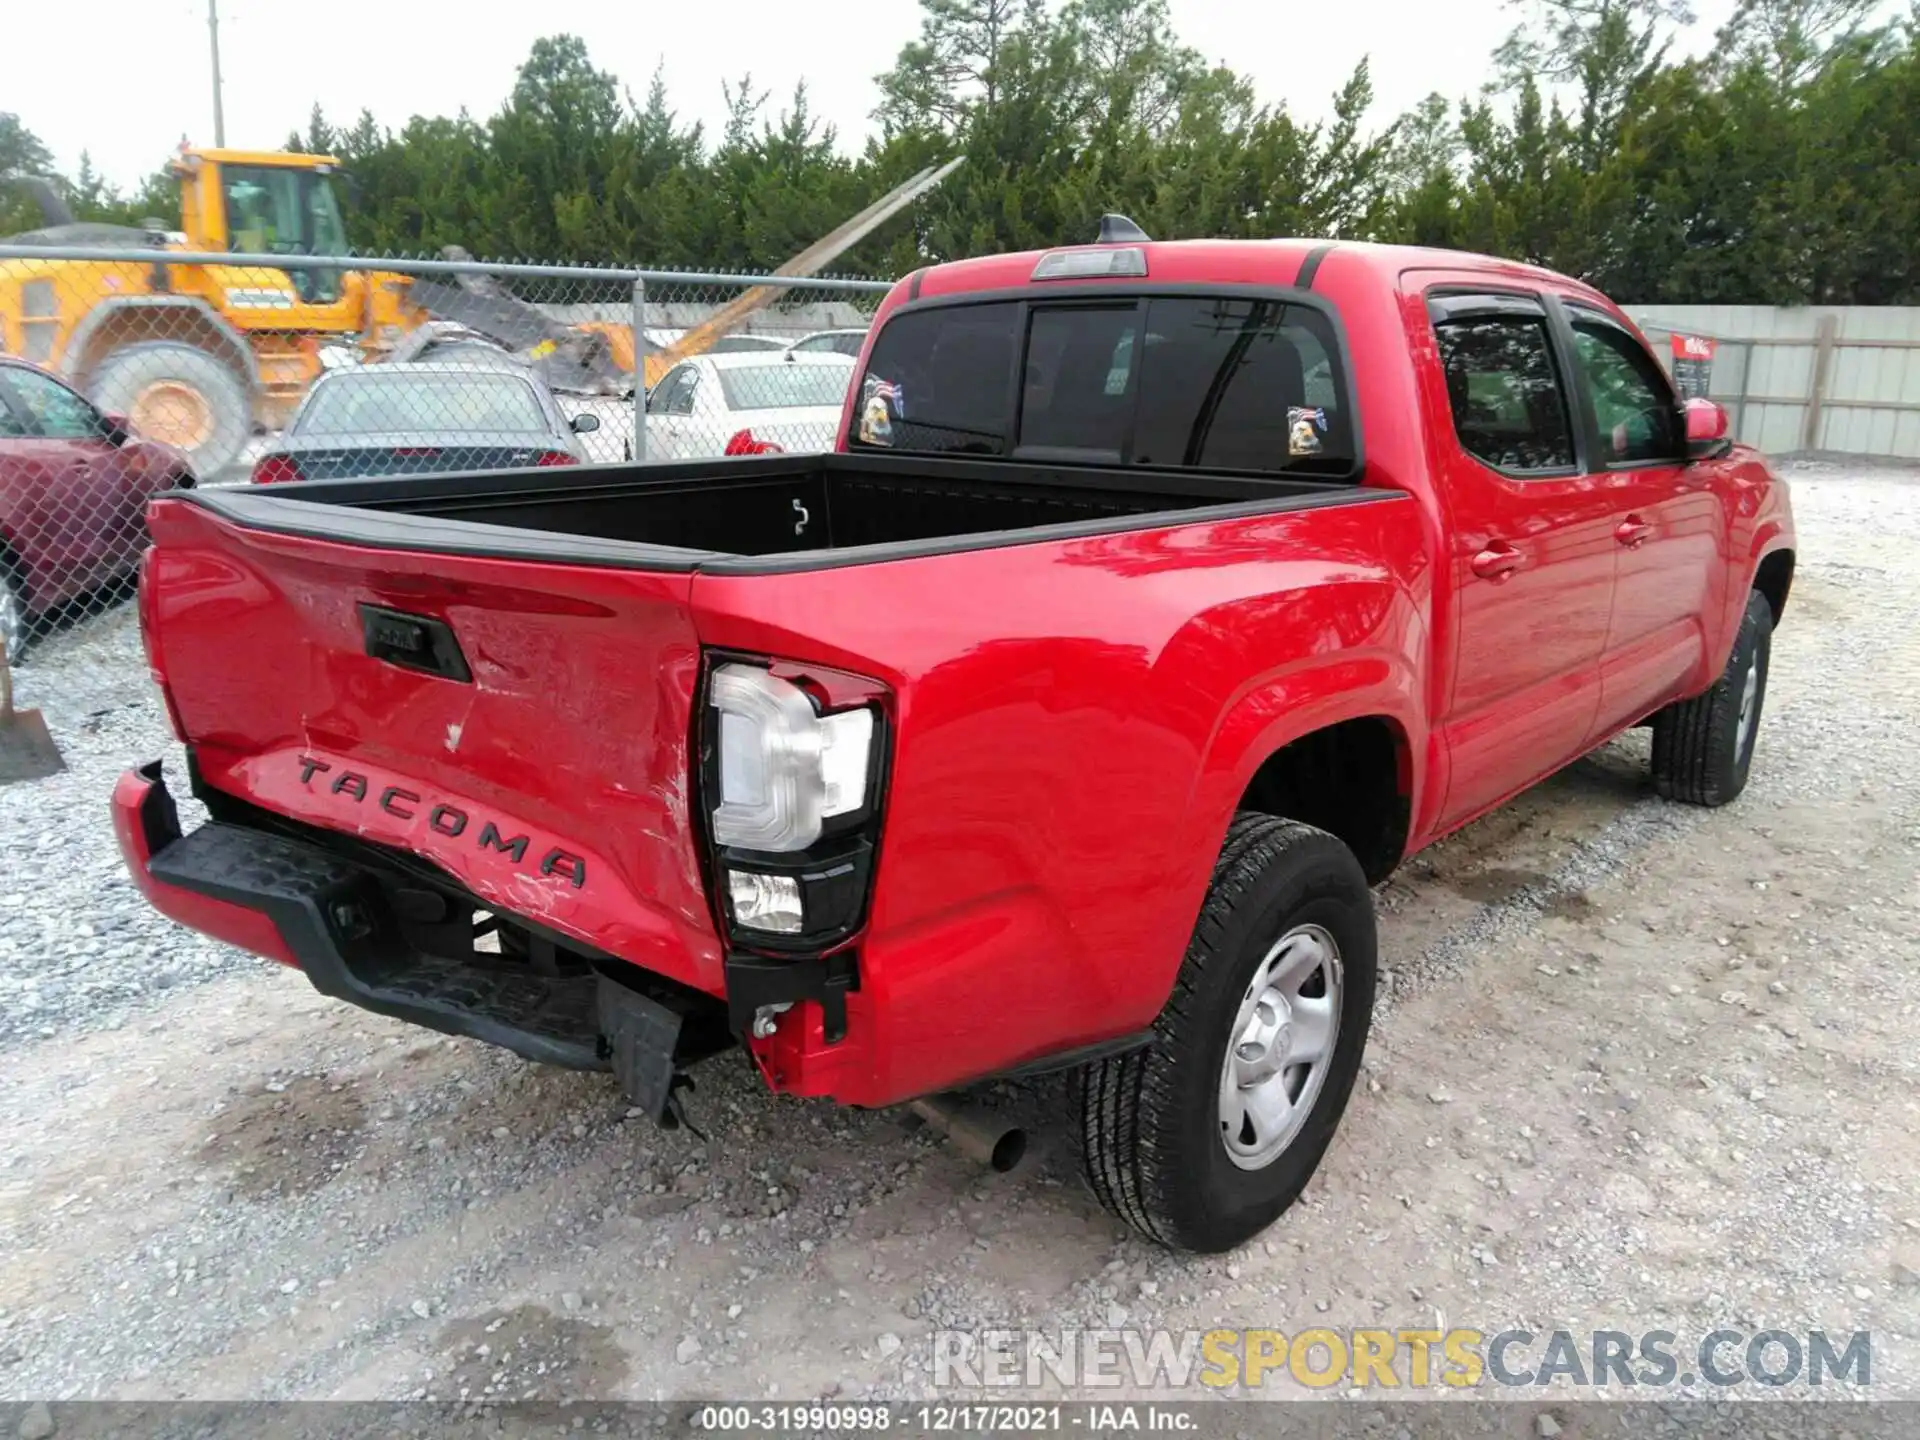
1615, 516, 1653, 548
1470, 543, 1523, 582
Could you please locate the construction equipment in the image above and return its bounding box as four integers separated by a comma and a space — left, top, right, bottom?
0, 147, 415, 475
0, 638, 63, 784
0, 146, 958, 476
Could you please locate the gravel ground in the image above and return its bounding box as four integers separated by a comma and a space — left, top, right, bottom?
1, 459, 1916, 1408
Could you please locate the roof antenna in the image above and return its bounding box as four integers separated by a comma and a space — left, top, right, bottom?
1096, 213, 1151, 244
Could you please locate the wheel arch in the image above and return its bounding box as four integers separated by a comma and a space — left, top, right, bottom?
1194, 646, 1425, 889
1752, 547, 1794, 629
67, 298, 259, 394
0, 528, 26, 594
1233, 712, 1415, 886
0, 529, 31, 640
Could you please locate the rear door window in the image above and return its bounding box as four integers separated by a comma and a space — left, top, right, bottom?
1430, 306, 1577, 474
853, 295, 1354, 475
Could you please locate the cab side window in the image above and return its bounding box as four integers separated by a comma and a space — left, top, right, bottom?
0, 380, 30, 439
1431, 310, 1576, 474
1569, 319, 1683, 465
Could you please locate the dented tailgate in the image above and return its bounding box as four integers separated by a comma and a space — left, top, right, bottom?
142, 496, 723, 993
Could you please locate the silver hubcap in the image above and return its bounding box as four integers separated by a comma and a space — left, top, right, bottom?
1219, 924, 1342, 1170
0, 581, 22, 657
1736, 656, 1760, 756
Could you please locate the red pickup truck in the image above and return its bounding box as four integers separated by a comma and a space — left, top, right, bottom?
113, 227, 1795, 1252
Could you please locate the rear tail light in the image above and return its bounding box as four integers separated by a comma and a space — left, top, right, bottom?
700, 657, 890, 954
535, 450, 580, 467
391, 446, 442, 458
250, 454, 304, 485
725, 429, 784, 456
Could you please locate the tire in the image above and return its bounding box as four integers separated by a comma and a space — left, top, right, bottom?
1650, 589, 1773, 807
0, 548, 30, 665
88, 343, 252, 479
1076, 814, 1377, 1252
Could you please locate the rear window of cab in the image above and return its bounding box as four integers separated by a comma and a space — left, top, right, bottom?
850, 295, 1354, 476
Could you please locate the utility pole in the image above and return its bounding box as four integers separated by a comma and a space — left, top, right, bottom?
208, 0, 226, 147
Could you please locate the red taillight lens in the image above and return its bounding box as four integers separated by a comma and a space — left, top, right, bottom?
535, 450, 580, 467
725, 429, 784, 456
251, 454, 304, 485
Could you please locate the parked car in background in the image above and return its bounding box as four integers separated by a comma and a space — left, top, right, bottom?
786, 329, 869, 359
0, 358, 193, 657
706, 335, 792, 355
250, 362, 599, 484
645, 353, 854, 459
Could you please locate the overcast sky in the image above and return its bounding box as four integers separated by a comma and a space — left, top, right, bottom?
18, 0, 1746, 191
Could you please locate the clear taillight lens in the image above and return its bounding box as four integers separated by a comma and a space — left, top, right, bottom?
726, 870, 804, 933
709, 664, 875, 852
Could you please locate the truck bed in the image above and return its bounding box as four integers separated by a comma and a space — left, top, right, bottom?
137, 440, 1417, 1107
183, 451, 1373, 573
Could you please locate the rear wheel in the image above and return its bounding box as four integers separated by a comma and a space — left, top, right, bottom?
1077, 815, 1377, 1252
1650, 590, 1773, 806
89, 343, 251, 479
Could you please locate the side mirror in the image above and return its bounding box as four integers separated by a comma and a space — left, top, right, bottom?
570, 412, 601, 434
100, 413, 133, 447
1684, 397, 1731, 460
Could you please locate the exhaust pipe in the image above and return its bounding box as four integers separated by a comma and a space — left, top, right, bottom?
910, 1095, 1027, 1173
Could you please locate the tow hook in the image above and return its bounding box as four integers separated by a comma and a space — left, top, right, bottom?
751, 1002, 793, 1039
909, 1094, 1027, 1173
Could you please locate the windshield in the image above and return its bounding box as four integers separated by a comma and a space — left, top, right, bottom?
223, 164, 350, 302
297, 373, 551, 437
223, 165, 349, 256
717, 362, 852, 411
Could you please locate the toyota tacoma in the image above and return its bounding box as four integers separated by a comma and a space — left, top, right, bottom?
113, 226, 1795, 1252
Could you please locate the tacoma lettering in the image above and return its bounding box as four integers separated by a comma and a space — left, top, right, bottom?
296, 757, 584, 889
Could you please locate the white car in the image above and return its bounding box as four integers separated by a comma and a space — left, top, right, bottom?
707, 334, 791, 354
786, 328, 869, 359
644, 353, 855, 460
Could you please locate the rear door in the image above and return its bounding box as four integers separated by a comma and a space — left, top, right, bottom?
1559, 304, 1726, 733
646, 363, 702, 459
1418, 289, 1618, 829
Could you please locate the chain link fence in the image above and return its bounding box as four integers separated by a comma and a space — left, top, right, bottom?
0, 243, 892, 656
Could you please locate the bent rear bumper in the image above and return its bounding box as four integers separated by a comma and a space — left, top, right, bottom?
112, 762, 300, 968
110, 761, 712, 1118
113, 763, 1152, 1111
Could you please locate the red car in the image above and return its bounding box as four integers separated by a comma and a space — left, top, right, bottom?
114, 228, 1793, 1252
0, 358, 194, 657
